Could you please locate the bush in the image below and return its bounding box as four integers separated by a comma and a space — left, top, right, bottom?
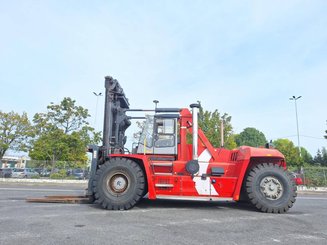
50, 169, 67, 179
289, 166, 327, 187
303, 167, 327, 187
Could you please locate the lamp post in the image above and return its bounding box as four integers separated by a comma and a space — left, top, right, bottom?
93, 92, 102, 129
289, 95, 302, 157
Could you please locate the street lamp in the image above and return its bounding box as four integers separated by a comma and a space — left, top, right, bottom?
289, 95, 302, 157
93, 92, 103, 129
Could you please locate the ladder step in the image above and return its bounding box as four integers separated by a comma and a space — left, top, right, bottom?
155, 183, 174, 188
151, 162, 173, 167
154, 173, 173, 176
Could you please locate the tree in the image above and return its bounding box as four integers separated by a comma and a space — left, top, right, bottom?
77, 125, 101, 147
234, 127, 267, 147
33, 97, 100, 145
0, 111, 34, 160
273, 139, 302, 167
198, 107, 236, 149
33, 97, 90, 134
322, 147, 327, 166
300, 147, 313, 165
29, 129, 88, 169
313, 147, 327, 166
313, 149, 323, 165
30, 98, 100, 168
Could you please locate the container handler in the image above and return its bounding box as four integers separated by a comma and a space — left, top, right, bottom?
87, 76, 297, 213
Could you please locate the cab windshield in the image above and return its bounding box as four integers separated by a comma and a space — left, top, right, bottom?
137, 115, 178, 155
138, 115, 154, 148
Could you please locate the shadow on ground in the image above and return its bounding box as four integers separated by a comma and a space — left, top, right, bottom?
90, 197, 258, 212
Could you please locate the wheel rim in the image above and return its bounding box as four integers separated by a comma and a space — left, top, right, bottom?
106, 172, 130, 195
260, 176, 284, 200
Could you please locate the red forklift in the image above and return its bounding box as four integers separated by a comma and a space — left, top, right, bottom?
87, 76, 297, 213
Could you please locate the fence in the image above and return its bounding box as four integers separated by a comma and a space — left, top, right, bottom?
302, 167, 327, 187
25, 160, 89, 169
290, 166, 327, 187
24, 160, 90, 180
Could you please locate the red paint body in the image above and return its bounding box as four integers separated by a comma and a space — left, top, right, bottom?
108, 109, 286, 201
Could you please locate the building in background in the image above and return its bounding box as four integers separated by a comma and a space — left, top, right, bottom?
0, 156, 30, 168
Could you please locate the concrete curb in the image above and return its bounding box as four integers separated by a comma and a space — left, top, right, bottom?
0, 178, 88, 184
297, 186, 327, 192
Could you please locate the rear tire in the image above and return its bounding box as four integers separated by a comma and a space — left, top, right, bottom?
93, 158, 145, 210
245, 163, 296, 213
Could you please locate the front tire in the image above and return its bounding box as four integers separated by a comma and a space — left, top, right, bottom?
93, 158, 145, 210
245, 163, 296, 213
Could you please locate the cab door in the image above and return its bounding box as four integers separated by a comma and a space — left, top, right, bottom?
150, 115, 180, 195
152, 116, 178, 155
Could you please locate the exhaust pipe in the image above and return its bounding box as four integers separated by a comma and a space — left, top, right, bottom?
190, 103, 200, 160
221, 120, 224, 147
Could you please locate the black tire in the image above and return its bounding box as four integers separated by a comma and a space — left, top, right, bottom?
88, 193, 96, 204
93, 158, 145, 210
238, 185, 250, 204
245, 163, 297, 213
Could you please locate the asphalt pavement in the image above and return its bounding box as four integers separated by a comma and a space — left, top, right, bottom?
0, 182, 326, 245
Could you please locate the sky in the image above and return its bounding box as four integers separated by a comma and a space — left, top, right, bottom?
0, 0, 326, 156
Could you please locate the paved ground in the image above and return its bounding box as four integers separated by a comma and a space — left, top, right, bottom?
0, 183, 327, 245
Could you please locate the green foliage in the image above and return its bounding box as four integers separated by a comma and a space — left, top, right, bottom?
288, 165, 327, 187
302, 166, 327, 187
273, 139, 302, 167
322, 147, 327, 166
25, 160, 43, 168
30, 97, 99, 169
235, 127, 267, 147
77, 125, 102, 146
313, 147, 327, 166
33, 97, 101, 145
0, 111, 34, 159
300, 147, 313, 164
198, 107, 236, 149
34, 97, 90, 134
50, 169, 68, 179
29, 129, 88, 169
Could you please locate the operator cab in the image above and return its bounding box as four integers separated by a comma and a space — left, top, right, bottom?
136, 114, 178, 155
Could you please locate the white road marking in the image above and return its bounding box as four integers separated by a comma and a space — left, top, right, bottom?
297, 196, 327, 200
272, 239, 281, 243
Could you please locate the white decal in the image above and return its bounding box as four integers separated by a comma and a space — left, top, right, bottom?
193, 149, 219, 196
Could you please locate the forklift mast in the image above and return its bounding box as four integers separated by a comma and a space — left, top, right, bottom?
102, 76, 131, 155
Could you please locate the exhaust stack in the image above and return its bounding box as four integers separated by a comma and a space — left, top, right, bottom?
190, 103, 200, 160
221, 120, 224, 147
